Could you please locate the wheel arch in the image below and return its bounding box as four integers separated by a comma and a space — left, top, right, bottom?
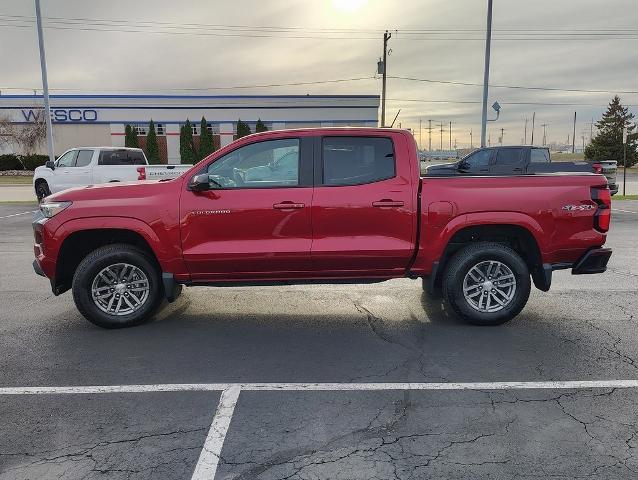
431, 221, 545, 291
54, 226, 162, 295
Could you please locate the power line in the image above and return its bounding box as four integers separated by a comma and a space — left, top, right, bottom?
0, 77, 377, 92
2, 16, 638, 41
3, 13, 638, 36
388, 76, 638, 95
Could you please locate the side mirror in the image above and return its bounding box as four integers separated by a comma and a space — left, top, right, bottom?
188, 173, 210, 192
45, 160, 55, 170
457, 160, 469, 172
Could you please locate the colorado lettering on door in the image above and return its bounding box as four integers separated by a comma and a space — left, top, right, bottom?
21, 109, 98, 122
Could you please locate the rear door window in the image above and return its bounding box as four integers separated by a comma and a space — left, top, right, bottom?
321, 137, 395, 186
530, 149, 550, 163
98, 150, 146, 166
75, 150, 94, 167
495, 148, 524, 165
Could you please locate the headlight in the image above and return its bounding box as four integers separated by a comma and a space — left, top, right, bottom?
39, 201, 72, 218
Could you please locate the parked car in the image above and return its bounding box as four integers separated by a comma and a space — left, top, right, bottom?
32, 128, 612, 329
33, 147, 192, 200
424, 146, 618, 194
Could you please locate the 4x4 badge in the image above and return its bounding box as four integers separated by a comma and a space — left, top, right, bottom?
562, 204, 595, 211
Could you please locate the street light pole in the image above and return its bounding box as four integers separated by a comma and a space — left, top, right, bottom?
34, 0, 55, 163
480, 0, 494, 148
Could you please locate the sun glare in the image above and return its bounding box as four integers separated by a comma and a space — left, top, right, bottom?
332, 0, 368, 12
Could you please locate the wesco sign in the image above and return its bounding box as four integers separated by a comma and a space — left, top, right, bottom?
21, 108, 98, 122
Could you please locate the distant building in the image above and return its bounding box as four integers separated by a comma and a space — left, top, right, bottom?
0, 94, 379, 163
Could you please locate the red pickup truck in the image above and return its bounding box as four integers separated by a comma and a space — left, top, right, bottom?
33, 128, 612, 329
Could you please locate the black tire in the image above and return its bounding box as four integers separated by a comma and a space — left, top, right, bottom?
442, 242, 531, 326
35, 180, 50, 202
72, 244, 163, 329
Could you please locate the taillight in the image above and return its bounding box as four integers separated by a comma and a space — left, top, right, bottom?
592, 163, 603, 174
137, 167, 146, 180
591, 186, 611, 232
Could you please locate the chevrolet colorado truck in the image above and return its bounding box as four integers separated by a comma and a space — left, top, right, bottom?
32, 128, 612, 328
33, 147, 191, 200
425, 146, 618, 194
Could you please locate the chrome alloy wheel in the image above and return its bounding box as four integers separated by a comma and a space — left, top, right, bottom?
91, 263, 150, 316
462, 260, 517, 313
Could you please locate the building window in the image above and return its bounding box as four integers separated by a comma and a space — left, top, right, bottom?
133, 124, 148, 136
190, 123, 200, 135
206, 123, 219, 135
132, 123, 164, 135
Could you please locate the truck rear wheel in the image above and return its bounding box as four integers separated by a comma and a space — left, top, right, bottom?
72, 244, 163, 328
442, 242, 530, 326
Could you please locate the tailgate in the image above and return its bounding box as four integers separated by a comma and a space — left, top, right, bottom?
140, 165, 190, 180
598, 161, 617, 184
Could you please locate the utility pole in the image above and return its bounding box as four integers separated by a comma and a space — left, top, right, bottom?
380, 30, 391, 127
623, 125, 628, 196
531, 112, 536, 145
440, 122, 444, 151
449, 121, 452, 151
572, 112, 585, 153
427, 119, 433, 152
470, 129, 473, 149
480, 0, 494, 147
524, 117, 528, 144
34, 0, 55, 163
541, 123, 548, 146
419, 118, 422, 150
500, 128, 504, 145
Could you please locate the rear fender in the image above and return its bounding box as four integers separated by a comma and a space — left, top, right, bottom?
413, 211, 547, 275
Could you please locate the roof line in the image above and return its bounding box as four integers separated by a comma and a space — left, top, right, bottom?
0, 94, 381, 99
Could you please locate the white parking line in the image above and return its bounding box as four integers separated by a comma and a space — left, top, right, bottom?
191, 386, 241, 480
3, 380, 638, 480
613, 208, 638, 214
2, 379, 638, 395
0, 210, 37, 220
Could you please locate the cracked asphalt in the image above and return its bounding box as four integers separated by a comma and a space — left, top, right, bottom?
1, 201, 638, 479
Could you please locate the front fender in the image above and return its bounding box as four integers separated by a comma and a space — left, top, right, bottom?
52, 216, 184, 274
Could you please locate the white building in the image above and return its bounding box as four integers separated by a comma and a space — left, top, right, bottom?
0, 94, 380, 164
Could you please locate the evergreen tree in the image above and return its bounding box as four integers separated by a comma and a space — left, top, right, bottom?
198, 116, 215, 160
145, 120, 161, 165
180, 119, 197, 164
236, 119, 252, 139
255, 118, 268, 133
585, 95, 637, 167
124, 124, 139, 148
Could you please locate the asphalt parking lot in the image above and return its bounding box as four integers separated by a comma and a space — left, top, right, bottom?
1, 202, 638, 479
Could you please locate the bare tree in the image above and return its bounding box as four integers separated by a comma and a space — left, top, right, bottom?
0, 108, 47, 156
0, 113, 16, 152
16, 108, 47, 155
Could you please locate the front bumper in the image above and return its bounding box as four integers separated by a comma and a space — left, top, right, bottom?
572, 248, 612, 275
32, 259, 45, 277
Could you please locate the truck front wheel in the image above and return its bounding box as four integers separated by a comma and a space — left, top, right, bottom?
442, 242, 531, 326
72, 244, 163, 328
35, 180, 50, 201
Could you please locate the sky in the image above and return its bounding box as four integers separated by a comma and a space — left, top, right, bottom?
1, 0, 638, 148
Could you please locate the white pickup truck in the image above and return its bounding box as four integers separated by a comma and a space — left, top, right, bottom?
33, 147, 191, 200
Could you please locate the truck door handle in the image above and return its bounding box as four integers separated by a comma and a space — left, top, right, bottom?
372, 199, 404, 208
273, 202, 305, 210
